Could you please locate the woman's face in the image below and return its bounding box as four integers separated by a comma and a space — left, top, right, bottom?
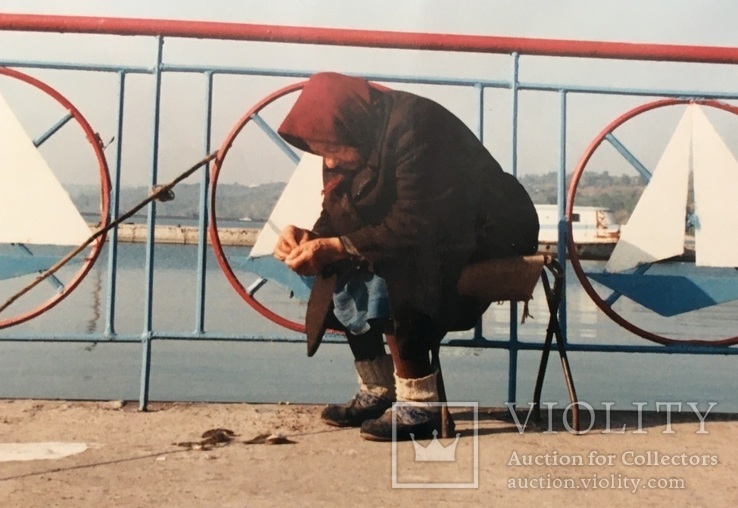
308, 141, 364, 171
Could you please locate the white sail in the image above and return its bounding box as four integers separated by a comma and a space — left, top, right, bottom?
691, 106, 738, 267
249, 153, 323, 258
0, 92, 91, 246
605, 106, 692, 272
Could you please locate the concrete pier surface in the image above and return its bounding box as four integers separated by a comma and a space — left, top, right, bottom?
110, 224, 260, 246
0, 399, 734, 507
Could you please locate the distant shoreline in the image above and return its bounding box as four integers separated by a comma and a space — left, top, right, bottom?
92, 223, 619, 258
91, 223, 260, 246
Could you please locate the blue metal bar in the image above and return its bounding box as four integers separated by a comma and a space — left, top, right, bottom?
250, 113, 300, 164
475, 82, 485, 143
194, 72, 214, 334
104, 71, 126, 337
446, 340, 738, 355
0, 59, 152, 74
603, 263, 653, 307
24, 91, 107, 336
32, 113, 72, 147
164, 64, 512, 88
605, 133, 653, 180
163, 64, 738, 99
557, 90, 568, 341
139, 36, 165, 410
2, 332, 738, 356
14, 244, 64, 290
597, 131, 653, 308
516, 81, 738, 100
507, 52, 520, 405
473, 82, 485, 342
5, 57, 738, 102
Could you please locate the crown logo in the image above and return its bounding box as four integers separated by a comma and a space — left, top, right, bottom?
410, 430, 461, 462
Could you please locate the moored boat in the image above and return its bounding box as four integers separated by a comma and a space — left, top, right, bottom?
535, 204, 620, 259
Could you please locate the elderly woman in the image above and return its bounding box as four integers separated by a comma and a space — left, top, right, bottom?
274, 72, 538, 441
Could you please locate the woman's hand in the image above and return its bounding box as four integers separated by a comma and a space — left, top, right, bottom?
273, 225, 315, 261
284, 237, 347, 276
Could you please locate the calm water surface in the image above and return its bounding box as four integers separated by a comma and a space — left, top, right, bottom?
0, 242, 735, 412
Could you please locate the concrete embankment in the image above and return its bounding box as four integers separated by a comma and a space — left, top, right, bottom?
99, 224, 260, 246
99, 225, 621, 258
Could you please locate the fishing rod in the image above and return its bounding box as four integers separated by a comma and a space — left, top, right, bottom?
0, 150, 219, 315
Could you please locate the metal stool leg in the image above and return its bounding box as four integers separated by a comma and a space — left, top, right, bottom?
431, 343, 455, 438
532, 261, 580, 432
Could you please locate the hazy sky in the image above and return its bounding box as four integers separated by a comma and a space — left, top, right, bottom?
3, 1, 738, 45
1, 1, 737, 188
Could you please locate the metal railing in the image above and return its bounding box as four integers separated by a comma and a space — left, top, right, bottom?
1, 14, 738, 409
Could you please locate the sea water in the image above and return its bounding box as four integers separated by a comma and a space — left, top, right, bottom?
0, 241, 736, 412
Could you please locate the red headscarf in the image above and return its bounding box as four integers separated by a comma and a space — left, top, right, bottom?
278, 73, 384, 159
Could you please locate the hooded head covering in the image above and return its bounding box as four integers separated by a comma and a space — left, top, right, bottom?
278, 73, 384, 159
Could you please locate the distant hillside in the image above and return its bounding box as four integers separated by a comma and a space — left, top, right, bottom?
71, 171, 645, 224
71, 182, 286, 221
519, 171, 646, 224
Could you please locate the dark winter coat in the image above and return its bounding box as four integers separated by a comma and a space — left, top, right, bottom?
278, 73, 539, 357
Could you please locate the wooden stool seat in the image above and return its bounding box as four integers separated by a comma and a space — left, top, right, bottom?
457, 254, 545, 302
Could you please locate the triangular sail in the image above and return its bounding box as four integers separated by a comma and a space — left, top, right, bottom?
0, 92, 90, 246
249, 153, 323, 258
605, 107, 692, 272
245, 153, 324, 299
691, 106, 738, 267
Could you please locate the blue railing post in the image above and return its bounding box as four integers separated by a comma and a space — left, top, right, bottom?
105, 70, 126, 337
557, 90, 568, 340
473, 81, 485, 342
139, 35, 165, 411
194, 71, 214, 334
507, 52, 521, 406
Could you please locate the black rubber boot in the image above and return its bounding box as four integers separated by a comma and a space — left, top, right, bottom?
321, 392, 394, 427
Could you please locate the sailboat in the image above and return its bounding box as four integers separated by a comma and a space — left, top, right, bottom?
0, 90, 91, 281
588, 104, 738, 316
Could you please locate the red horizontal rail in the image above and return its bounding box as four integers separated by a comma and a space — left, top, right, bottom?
2, 13, 738, 64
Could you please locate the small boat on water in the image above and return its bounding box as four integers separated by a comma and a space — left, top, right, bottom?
535, 204, 620, 260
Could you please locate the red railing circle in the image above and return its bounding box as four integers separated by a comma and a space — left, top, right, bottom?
567, 98, 738, 346
0, 67, 111, 329
209, 81, 308, 332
